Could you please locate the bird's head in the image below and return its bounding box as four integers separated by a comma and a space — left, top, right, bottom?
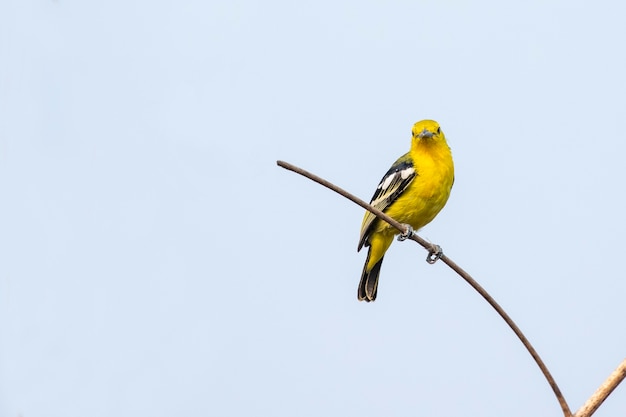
411, 120, 445, 145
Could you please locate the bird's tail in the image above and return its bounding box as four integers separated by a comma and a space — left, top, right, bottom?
358, 247, 384, 302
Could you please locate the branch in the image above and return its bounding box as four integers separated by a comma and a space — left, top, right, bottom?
575, 358, 626, 417
277, 160, 573, 417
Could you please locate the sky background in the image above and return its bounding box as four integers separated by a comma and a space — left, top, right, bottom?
1, 1, 625, 416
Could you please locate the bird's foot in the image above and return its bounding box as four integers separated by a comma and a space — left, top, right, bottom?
426, 244, 443, 264
397, 224, 414, 241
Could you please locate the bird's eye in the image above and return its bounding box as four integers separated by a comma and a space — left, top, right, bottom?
436, 127, 441, 134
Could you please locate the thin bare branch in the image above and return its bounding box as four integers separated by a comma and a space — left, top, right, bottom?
277, 160, 573, 417
574, 358, 626, 417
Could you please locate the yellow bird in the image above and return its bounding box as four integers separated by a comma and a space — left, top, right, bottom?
358, 120, 454, 302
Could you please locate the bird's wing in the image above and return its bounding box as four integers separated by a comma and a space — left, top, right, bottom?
358, 153, 416, 251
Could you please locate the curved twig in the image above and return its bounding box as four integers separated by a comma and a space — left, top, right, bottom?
277, 160, 572, 417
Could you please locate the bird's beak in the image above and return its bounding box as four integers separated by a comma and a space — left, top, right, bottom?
417, 129, 433, 139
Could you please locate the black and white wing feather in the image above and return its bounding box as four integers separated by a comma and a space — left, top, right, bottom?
358, 154, 416, 251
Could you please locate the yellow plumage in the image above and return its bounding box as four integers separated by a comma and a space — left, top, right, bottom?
358, 120, 454, 302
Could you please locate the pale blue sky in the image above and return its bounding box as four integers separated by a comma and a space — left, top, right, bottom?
1, 1, 625, 416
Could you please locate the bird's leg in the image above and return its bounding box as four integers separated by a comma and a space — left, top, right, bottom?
397, 224, 414, 241
426, 244, 443, 264
398, 225, 443, 264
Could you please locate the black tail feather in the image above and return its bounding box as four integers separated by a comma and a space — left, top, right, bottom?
358, 249, 384, 302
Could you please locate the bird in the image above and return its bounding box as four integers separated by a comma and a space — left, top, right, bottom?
358, 119, 454, 302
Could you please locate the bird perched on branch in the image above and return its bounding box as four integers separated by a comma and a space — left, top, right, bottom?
358, 119, 454, 302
